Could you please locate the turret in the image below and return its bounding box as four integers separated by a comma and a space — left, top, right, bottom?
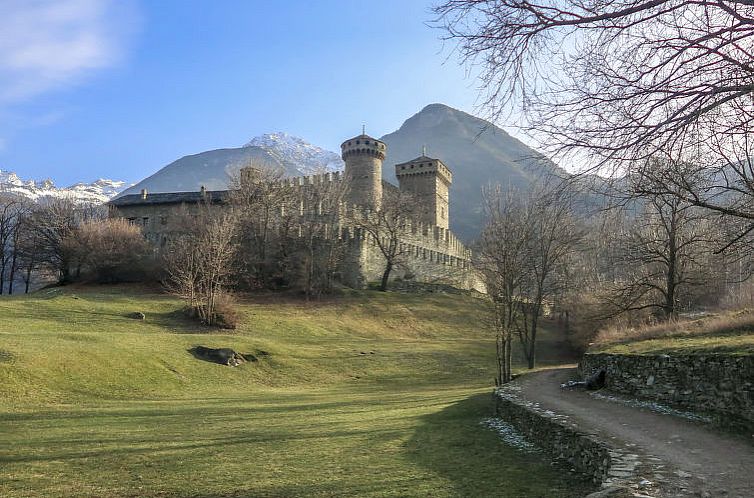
395, 155, 452, 229
341, 132, 386, 211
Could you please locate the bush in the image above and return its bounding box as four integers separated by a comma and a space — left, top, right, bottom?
64, 218, 153, 282
185, 292, 239, 330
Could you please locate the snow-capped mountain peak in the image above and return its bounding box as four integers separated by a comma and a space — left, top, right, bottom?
0, 169, 129, 204
244, 132, 343, 175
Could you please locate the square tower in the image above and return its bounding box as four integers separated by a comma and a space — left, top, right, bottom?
395, 156, 452, 229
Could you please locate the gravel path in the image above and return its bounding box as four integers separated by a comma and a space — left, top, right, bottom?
516, 368, 754, 497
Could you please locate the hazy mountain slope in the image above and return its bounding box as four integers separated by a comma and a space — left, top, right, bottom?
380, 103, 566, 241
119, 133, 342, 197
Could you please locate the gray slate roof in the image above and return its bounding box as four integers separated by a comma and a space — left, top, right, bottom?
109, 190, 230, 207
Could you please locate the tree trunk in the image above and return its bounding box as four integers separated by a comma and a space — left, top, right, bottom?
8, 250, 17, 295
24, 262, 32, 293
527, 314, 538, 369
379, 261, 392, 291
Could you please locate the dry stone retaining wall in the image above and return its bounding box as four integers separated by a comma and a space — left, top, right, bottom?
578, 353, 754, 431
494, 384, 651, 491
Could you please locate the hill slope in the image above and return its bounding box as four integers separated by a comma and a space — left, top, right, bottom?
380, 104, 566, 240
0, 286, 589, 498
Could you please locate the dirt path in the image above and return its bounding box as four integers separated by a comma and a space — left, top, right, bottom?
517, 368, 754, 497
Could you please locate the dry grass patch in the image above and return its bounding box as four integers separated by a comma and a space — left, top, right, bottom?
592, 309, 754, 355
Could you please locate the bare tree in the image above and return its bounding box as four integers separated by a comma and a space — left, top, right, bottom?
163, 205, 239, 327
347, 189, 419, 291
608, 200, 711, 320
434, 0, 754, 170
229, 163, 297, 288
294, 175, 348, 299
14, 212, 43, 294
516, 185, 583, 368
477, 182, 582, 380
476, 186, 533, 384
62, 218, 153, 282
0, 196, 24, 294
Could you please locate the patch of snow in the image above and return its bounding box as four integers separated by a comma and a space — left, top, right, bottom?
589, 392, 712, 423
245, 132, 344, 176
0, 169, 129, 204
480, 417, 539, 452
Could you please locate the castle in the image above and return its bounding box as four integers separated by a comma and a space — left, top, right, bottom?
109, 132, 480, 290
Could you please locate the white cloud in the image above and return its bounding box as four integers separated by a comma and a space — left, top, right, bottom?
0, 0, 139, 104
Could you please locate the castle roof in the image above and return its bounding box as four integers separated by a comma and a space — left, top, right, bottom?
395, 155, 446, 167
109, 190, 229, 207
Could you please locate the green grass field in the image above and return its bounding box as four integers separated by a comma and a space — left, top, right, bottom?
0, 285, 591, 497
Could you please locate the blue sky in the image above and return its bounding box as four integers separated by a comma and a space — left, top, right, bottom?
0, 0, 485, 186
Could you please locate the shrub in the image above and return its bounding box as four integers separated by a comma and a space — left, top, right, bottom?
64, 218, 153, 282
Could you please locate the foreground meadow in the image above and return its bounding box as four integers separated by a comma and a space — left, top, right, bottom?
0, 285, 591, 497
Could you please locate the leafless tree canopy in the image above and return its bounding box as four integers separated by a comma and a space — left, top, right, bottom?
434, 0, 754, 170
347, 189, 420, 291
162, 204, 239, 327
476, 181, 582, 381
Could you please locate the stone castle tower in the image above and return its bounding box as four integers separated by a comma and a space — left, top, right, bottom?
395, 155, 452, 229
109, 130, 482, 291
341, 133, 386, 210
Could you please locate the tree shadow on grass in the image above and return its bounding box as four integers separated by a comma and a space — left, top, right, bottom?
405, 392, 594, 498
148, 308, 214, 334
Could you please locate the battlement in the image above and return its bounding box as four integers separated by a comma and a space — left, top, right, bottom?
280, 171, 343, 187
395, 156, 452, 185
340, 134, 386, 161
300, 202, 471, 262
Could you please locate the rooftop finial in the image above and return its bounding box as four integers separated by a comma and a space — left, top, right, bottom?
362, 124, 366, 135
422, 144, 427, 156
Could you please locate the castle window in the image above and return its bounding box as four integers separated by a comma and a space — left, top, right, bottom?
127, 217, 136, 225
356, 140, 360, 144
142, 217, 149, 227
160, 216, 167, 225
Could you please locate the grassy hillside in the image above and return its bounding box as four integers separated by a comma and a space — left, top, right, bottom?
591, 309, 754, 356
0, 285, 589, 497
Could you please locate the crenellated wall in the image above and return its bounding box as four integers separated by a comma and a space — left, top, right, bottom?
109, 169, 483, 291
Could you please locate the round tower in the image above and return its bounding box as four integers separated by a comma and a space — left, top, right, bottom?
341, 133, 386, 211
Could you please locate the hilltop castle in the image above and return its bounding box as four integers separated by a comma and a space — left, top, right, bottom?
109, 132, 480, 290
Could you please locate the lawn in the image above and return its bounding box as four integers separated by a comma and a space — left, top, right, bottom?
0, 285, 591, 497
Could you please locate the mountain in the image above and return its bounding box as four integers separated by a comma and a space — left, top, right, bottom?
0, 170, 127, 204
118, 133, 342, 197
117, 105, 564, 240
380, 103, 567, 240
245, 132, 343, 173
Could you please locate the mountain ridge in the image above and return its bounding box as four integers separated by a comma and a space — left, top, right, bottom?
0, 169, 128, 204
379, 103, 567, 239
45, 103, 562, 240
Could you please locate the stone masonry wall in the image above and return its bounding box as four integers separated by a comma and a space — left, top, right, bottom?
494, 383, 650, 490
579, 353, 754, 430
